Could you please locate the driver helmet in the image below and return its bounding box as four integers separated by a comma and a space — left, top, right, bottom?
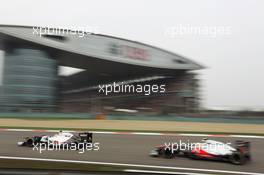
202, 138, 208, 142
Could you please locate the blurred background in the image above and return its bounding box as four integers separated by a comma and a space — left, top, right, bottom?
0, 0, 263, 120
0, 1, 264, 174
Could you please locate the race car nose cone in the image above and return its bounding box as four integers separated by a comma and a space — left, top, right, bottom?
17, 141, 24, 146
150, 150, 159, 157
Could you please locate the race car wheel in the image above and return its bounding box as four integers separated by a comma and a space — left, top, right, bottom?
78, 142, 86, 149
161, 148, 175, 159
26, 139, 33, 147
229, 152, 246, 165
75, 142, 86, 150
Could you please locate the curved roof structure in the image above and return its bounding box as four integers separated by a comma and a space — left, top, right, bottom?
0, 25, 204, 86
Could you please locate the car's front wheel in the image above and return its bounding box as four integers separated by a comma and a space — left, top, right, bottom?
25, 138, 33, 147
161, 148, 178, 159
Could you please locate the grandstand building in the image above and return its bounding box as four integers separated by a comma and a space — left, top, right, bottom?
0, 25, 203, 114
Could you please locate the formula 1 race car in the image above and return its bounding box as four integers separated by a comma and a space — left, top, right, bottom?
17, 131, 93, 148
150, 139, 251, 165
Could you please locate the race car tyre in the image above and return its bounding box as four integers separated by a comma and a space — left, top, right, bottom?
78, 142, 86, 149
161, 148, 176, 159
229, 152, 246, 165
25, 138, 33, 147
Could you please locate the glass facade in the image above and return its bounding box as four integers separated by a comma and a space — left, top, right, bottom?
0, 49, 57, 112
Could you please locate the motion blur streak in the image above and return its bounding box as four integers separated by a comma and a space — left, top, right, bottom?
124, 169, 212, 175
0, 131, 263, 174
0, 156, 263, 175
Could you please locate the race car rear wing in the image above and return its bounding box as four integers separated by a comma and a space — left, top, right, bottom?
79, 132, 93, 143
235, 140, 250, 154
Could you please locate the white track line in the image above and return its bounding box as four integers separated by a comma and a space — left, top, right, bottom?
1, 128, 264, 139
229, 135, 264, 139
4, 129, 34, 132
0, 156, 263, 175
124, 169, 210, 175
132, 132, 163, 136
179, 134, 213, 137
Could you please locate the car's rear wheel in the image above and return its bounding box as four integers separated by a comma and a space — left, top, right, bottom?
229, 152, 246, 165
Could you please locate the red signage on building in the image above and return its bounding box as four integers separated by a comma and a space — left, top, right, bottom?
109, 43, 149, 60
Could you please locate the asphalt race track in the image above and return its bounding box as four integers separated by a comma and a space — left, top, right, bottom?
0, 131, 263, 174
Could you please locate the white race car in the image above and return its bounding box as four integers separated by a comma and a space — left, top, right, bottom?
150, 139, 251, 165
17, 131, 93, 148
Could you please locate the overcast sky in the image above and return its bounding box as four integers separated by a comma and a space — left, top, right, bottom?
0, 0, 263, 110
